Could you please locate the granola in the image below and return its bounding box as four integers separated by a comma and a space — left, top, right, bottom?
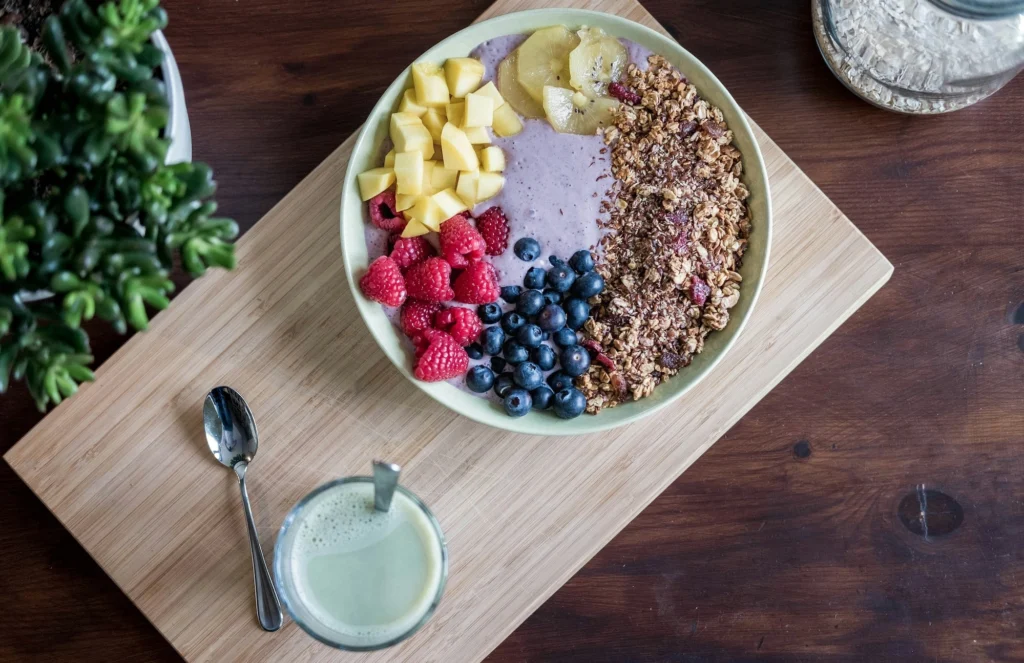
579, 56, 751, 413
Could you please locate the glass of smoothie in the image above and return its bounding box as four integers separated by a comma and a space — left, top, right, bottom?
273, 469, 447, 650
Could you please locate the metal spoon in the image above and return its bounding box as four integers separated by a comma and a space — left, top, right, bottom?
203, 386, 283, 632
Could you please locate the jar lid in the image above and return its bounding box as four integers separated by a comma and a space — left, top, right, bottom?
930, 0, 1024, 19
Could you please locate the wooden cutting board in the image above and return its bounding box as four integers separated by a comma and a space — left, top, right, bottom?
4, 0, 892, 660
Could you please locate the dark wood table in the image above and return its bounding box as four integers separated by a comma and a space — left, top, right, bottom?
3, 1, 1023, 660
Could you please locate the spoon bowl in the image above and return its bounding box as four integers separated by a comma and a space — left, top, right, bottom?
204, 386, 258, 469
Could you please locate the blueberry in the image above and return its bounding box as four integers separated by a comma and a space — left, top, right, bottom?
490, 356, 507, 373
500, 285, 522, 303
466, 343, 484, 360
553, 328, 578, 348
536, 304, 566, 332
552, 387, 587, 419
524, 267, 546, 289
514, 237, 541, 262
543, 289, 562, 305
502, 339, 529, 365
494, 373, 515, 398
531, 344, 557, 371
477, 303, 502, 324
516, 323, 544, 348
503, 388, 533, 417
466, 365, 495, 393
560, 345, 591, 377
500, 311, 526, 334
481, 326, 505, 355
547, 370, 575, 392
542, 332, 551, 341
531, 385, 555, 410
516, 289, 545, 316
549, 255, 564, 266
545, 263, 576, 293
572, 271, 605, 299
513, 362, 544, 390
569, 249, 595, 274
563, 297, 590, 330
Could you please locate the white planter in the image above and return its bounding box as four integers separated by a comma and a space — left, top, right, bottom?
151, 29, 191, 164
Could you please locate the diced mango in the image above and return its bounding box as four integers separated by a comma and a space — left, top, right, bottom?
476, 172, 504, 202
391, 121, 435, 159
391, 111, 422, 128
357, 167, 395, 201
480, 146, 505, 172
440, 123, 480, 171
401, 217, 431, 238
421, 107, 446, 142
456, 171, 480, 206
464, 126, 491, 145
428, 188, 468, 219
411, 62, 449, 107
432, 188, 469, 219
492, 103, 523, 137
444, 58, 485, 98
407, 195, 446, 232
446, 101, 465, 127
463, 92, 494, 127
396, 193, 418, 212
398, 89, 428, 117
431, 164, 459, 191
474, 81, 506, 110
394, 151, 424, 195
384, 149, 396, 168
421, 160, 437, 196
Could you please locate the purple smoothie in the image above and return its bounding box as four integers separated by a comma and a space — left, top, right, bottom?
622, 39, 654, 71
361, 33, 652, 398
470, 35, 611, 289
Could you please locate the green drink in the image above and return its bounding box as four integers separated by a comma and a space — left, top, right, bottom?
274, 478, 447, 650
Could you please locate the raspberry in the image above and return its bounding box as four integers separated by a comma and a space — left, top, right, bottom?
390, 235, 436, 270
689, 275, 711, 306
439, 215, 486, 268
608, 82, 641, 105
368, 190, 405, 232
434, 308, 455, 329
404, 257, 454, 302
452, 260, 500, 304
400, 299, 443, 341
358, 256, 406, 307
475, 206, 510, 256
414, 329, 469, 382
434, 307, 483, 346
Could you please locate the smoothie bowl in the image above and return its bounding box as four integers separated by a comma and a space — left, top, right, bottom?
341, 9, 771, 435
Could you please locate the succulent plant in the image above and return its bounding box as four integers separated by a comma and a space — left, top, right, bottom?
0, 0, 237, 411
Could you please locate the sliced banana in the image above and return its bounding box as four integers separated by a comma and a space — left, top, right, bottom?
517, 25, 581, 103
497, 50, 546, 118
569, 27, 628, 99
542, 86, 619, 135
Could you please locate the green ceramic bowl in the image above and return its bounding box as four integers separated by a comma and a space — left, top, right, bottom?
341, 9, 772, 436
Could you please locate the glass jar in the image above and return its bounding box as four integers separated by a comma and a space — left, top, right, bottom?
812, 0, 1024, 113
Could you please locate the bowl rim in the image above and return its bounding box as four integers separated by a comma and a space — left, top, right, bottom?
340, 8, 772, 436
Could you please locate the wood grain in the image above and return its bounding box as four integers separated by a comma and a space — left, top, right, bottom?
2, 1, 1020, 662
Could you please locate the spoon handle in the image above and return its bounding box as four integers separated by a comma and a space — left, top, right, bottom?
373, 460, 402, 511
237, 465, 283, 631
